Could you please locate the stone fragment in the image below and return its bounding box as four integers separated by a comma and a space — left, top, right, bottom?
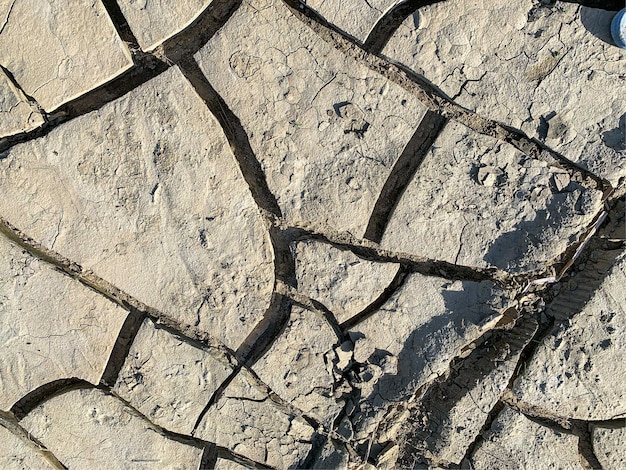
469, 406, 584, 469
194, 369, 315, 469
293, 240, 400, 324
113, 317, 234, 434
20, 387, 204, 469
117, 0, 213, 51
0, 66, 274, 349
380, 121, 603, 273
591, 424, 626, 470
514, 249, 626, 420
347, 272, 511, 442
0, 0, 133, 112
384, 1, 626, 184
306, 0, 404, 43
0, 69, 44, 138
0, 422, 57, 469
0, 236, 127, 410
253, 306, 343, 426
194, 0, 428, 236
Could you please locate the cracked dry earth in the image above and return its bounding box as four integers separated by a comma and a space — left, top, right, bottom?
0, 0, 624, 469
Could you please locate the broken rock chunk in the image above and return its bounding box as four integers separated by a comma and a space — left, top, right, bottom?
0, 236, 127, 410
113, 317, 234, 435
20, 387, 205, 469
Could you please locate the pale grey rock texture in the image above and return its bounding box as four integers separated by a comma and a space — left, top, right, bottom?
253, 306, 342, 426
20, 387, 204, 469
0, 70, 43, 138
591, 424, 626, 470
306, 0, 404, 42
384, 1, 626, 184
194, 0, 428, 236
194, 369, 315, 469
293, 240, 399, 324
214, 458, 249, 470
403, 319, 537, 466
113, 317, 234, 434
0, 0, 133, 112
118, 0, 213, 51
347, 272, 511, 441
514, 249, 626, 420
0, 236, 127, 410
469, 406, 584, 470
381, 121, 604, 273
0, 66, 274, 350
0, 423, 56, 469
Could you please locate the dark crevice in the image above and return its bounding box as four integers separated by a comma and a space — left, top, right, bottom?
282, 0, 612, 197
559, 0, 623, 10
363, 0, 446, 54
0, 216, 241, 367
341, 265, 409, 331
192, 368, 240, 435
99, 0, 141, 48
198, 442, 219, 470
99, 308, 145, 386
10, 378, 89, 420
0, 0, 240, 154
363, 111, 447, 242
0, 64, 47, 119
397, 316, 538, 467
287, 223, 515, 285
177, 56, 282, 218
216, 446, 275, 469
234, 292, 293, 367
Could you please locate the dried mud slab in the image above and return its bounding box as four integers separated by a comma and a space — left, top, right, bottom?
0, 422, 57, 469
194, 368, 315, 469
0, 236, 127, 410
113, 317, 234, 435
468, 406, 584, 470
0, 66, 274, 349
384, 0, 626, 184
591, 424, 626, 470
381, 121, 604, 273
20, 387, 205, 469
293, 240, 400, 324
514, 249, 626, 420
305, 0, 406, 43
117, 0, 213, 51
0, 69, 43, 138
395, 318, 538, 466
0, 0, 133, 112
194, 0, 428, 236
253, 306, 343, 427
346, 272, 512, 443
